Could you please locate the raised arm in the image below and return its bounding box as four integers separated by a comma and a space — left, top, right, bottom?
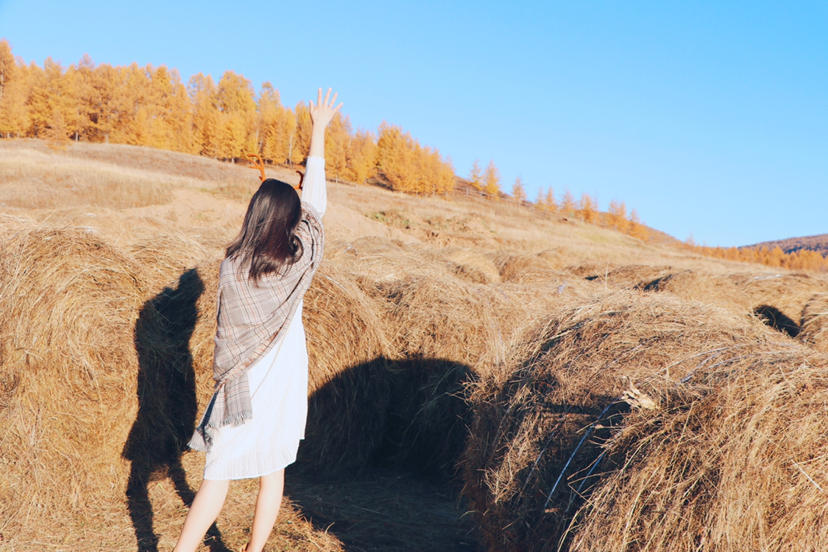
302, 88, 342, 217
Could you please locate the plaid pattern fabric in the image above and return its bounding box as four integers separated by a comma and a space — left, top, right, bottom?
189, 203, 324, 452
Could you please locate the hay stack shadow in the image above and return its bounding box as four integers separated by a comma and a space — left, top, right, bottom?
754, 304, 800, 337
123, 269, 228, 552
288, 356, 479, 551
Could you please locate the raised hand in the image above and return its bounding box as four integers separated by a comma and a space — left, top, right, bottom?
309, 88, 342, 130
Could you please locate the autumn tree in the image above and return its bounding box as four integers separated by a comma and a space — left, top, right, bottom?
469, 159, 483, 191
325, 112, 350, 180
0, 40, 29, 137
560, 189, 576, 215
544, 188, 557, 212
376, 122, 416, 192
512, 176, 526, 204
189, 73, 220, 157
343, 129, 377, 184
216, 71, 256, 160
484, 160, 500, 198
608, 199, 628, 232
257, 82, 284, 163
629, 209, 649, 241
290, 101, 312, 164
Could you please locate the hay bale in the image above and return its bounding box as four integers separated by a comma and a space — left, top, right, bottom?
0, 226, 391, 547
325, 236, 440, 284
492, 251, 564, 284
379, 358, 476, 477
568, 353, 827, 551
128, 232, 210, 288
640, 270, 826, 335
800, 293, 828, 352
295, 263, 393, 472
0, 226, 148, 543
441, 248, 502, 284
369, 275, 524, 367
460, 291, 826, 551
575, 264, 674, 289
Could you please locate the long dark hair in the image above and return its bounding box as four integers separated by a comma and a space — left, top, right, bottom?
226, 178, 303, 282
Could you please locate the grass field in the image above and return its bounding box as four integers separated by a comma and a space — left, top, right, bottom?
0, 139, 825, 551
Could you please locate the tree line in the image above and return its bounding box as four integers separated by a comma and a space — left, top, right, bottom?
0, 40, 453, 194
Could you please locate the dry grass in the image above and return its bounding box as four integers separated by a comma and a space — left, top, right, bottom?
460, 290, 827, 551
2, 138, 827, 550
0, 224, 149, 546
800, 293, 828, 352
0, 148, 179, 209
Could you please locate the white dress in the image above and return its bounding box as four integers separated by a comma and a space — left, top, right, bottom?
203, 156, 327, 481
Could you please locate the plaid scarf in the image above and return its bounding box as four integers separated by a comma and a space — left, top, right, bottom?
189, 204, 324, 452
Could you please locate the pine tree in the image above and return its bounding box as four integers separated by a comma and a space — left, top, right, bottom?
325, 112, 350, 180
629, 209, 649, 241
469, 159, 483, 191
484, 160, 500, 198
344, 129, 377, 184
376, 123, 415, 192
257, 82, 281, 162
577, 193, 597, 223
608, 199, 628, 231
544, 188, 557, 212
512, 176, 526, 204
291, 101, 312, 164
216, 71, 256, 160
560, 189, 576, 215
189, 73, 220, 157
0, 40, 29, 137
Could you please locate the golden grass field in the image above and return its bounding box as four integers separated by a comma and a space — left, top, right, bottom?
0, 139, 826, 551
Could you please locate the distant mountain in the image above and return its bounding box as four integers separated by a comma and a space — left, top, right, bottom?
745, 234, 828, 256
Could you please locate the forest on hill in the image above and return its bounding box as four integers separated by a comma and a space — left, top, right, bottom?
0, 39, 825, 271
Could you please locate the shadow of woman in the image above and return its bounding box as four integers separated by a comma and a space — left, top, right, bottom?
123, 269, 229, 552
287, 356, 481, 551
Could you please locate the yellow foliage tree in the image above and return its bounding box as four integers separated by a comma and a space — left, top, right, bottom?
484, 160, 500, 198
577, 193, 597, 223
469, 159, 483, 191
290, 101, 312, 165
344, 129, 378, 184
608, 199, 628, 232
512, 176, 526, 204
560, 190, 576, 215
189, 73, 220, 158
216, 71, 256, 161
257, 82, 283, 163
325, 112, 350, 180
628, 209, 649, 241
0, 40, 29, 137
376, 122, 416, 192
544, 188, 557, 212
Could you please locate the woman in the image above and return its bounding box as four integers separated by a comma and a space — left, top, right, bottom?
173, 88, 341, 552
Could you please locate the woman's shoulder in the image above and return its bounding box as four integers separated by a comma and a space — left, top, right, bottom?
301, 202, 323, 225
219, 256, 248, 285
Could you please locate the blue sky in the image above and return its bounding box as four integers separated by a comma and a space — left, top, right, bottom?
1, 1, 826, 246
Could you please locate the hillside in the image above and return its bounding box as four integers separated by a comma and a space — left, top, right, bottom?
1, 139, 826, 551
747, 233, 828, 256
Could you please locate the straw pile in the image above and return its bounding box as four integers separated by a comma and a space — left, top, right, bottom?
492, 251, 565, 284
441, 247, 502, 284
800, 293, 828, 352
460, 290, 827, 551
639, 270, 825, 332
296, 263, 393, 472
0, 226, 148, 541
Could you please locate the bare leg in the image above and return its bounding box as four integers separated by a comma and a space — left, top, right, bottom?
246, 469, 285, 552
173, 478, 230, 552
